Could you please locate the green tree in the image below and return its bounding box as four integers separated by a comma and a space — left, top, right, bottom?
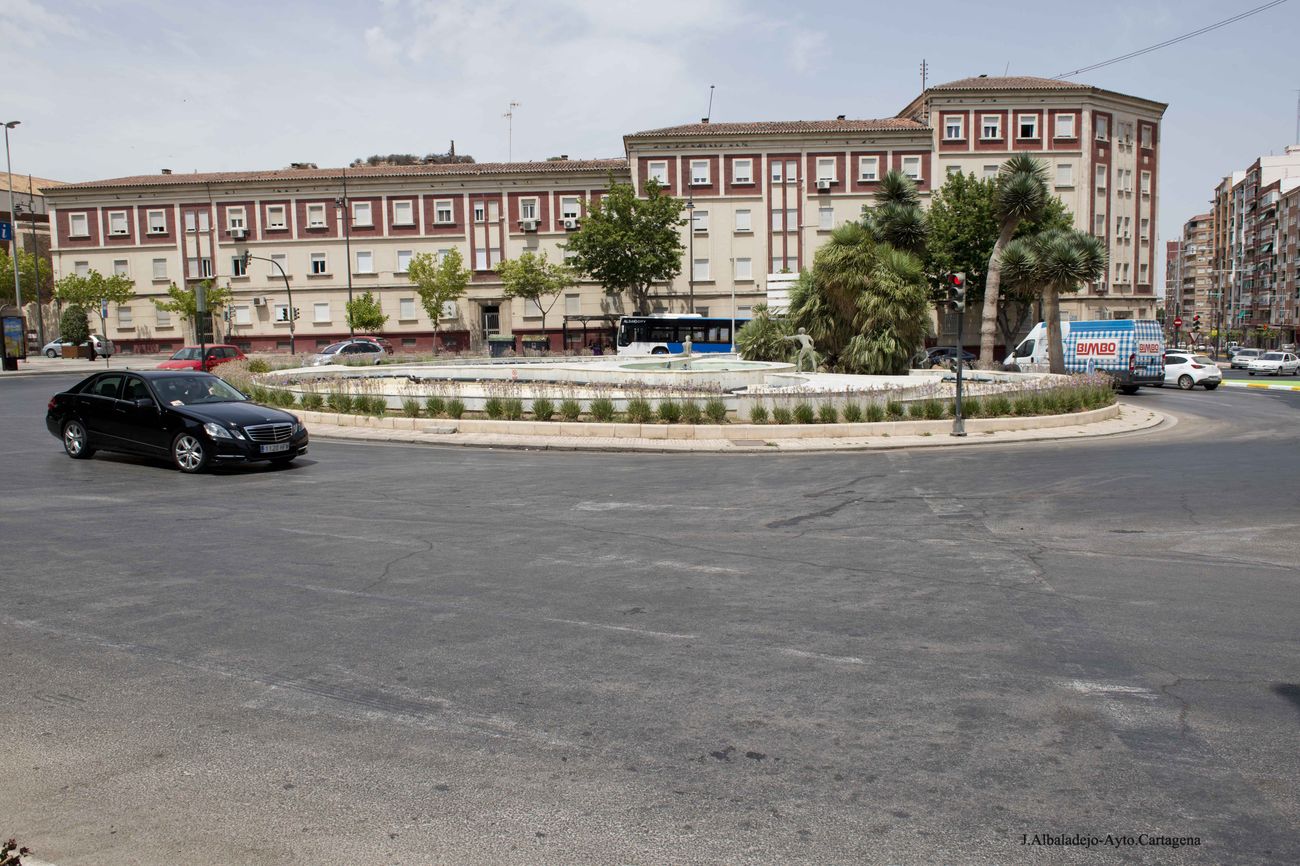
407, 249, 470, 352
1000, 229, 1108, 374
860, 170, 928, 255
496, 250, 575, 333
54, 269, 136, 335
59, 305, 90, 347
562, 178, 684, 314
346, 290, 389, 333
788, 222, 931, 374
0, 249, 54, 308
979, 155, 1050, 365
735, 303, 795, 362
150, 280, 232, 342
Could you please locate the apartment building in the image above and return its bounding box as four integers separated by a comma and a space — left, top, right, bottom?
1174, 214, 1212, 324
44, 75, 1165, 353
1275, 183, 1300, 342
1165, 240, 1181, 313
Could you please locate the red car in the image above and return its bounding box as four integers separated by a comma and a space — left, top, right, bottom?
157, 345, 246, 372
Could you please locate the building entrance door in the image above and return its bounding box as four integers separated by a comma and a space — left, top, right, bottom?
481, 305, 500, 336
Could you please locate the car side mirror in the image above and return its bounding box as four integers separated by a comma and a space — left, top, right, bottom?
135, 397, 157, 410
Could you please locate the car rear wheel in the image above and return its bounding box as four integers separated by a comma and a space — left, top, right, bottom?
62, 420, 95, 459
1178, 375, 1195, 390
172, 433, 208, 474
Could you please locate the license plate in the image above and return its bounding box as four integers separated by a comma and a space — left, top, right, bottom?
261, 443, 290, 453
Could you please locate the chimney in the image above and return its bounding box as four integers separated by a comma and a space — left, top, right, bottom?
700, 118, 710, 124
836, 114, 846, 120
161, 168, 172, 175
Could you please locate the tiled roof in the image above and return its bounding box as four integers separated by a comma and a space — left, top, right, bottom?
927, 76, 1088, 91
1, 172, 65, 196
48, 159, 629, 192
627, 118, 928, 138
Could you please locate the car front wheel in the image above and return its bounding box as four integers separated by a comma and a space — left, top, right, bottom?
172, 433, 208, 474
45, 348, 58, 358
63, 420, 95, 459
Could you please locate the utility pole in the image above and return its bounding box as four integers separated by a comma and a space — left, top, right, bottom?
919, 59, 929, 92
705, 85, 715, 122
504, 101, 521, 162
686, 196, 695, 315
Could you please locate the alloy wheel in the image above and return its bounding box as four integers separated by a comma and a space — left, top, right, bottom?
64, 422, 86, 456
173, 434, 206, 473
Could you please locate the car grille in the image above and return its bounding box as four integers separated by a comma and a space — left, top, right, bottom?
244, 423, 295, 443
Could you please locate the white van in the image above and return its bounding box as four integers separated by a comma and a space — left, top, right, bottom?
1005, 319, 1165, 393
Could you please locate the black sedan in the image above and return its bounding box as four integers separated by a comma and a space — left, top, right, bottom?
922, 346, 976, 369
46, 370, 309, 473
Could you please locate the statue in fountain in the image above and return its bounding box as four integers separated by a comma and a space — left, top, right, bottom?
783, 328, 818, 372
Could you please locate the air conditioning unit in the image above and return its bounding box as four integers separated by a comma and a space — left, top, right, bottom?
520, 218, 538, 232
252, 296, 266, 307
563, 217, 579, 230
816, 179, 833, 191
230, 227, 247, 239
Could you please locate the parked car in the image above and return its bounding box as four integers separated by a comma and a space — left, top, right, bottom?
156, 345, 246, 372
922, 347, 976, 369
46, 370, 308, 473
1162, 354, 1221, 390
1229, 348, 1263, 369
305, 339, 385, 366
1246, 352, 1300, 376
41, 334, 114, 358
355, 335, 394, 354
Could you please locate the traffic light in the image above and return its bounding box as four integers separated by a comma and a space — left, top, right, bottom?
292, 306, 301, 321
949, 272, 967, 311
241, 251, 252, 270
1192, 314, 1202, 332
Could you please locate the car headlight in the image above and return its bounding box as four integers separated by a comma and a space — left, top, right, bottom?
291, 422, 304, 435
204, 422, 234, 439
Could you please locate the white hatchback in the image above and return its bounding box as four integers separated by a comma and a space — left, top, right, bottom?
1246, 352, 1300, 376
1162, 353, 1221, 390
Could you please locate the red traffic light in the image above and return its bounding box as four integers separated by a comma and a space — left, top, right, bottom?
950, 273, 965, 287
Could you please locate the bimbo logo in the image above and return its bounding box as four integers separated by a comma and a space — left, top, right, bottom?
1075, 340, 1118, 358
1137, 341, 1162, 355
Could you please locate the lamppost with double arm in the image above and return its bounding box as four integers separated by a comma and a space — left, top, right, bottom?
241, 251, 296, 355
335, 172, 355, 337
3, 121, 21, 329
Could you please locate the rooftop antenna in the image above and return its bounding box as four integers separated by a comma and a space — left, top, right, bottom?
705, 85, 715, 122
1004, 61, 1011, 76
504, 101, 521, 162
919, 59, 928, 91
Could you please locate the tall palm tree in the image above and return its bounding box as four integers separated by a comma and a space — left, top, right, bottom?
1000, 229, 1108, 374
861, 170, 928, 255
979, 155, 1048, 366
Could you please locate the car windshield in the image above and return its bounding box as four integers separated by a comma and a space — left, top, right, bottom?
154, 375, 246, 406
1261, 353, 1283, 361
170, 348, 202, 360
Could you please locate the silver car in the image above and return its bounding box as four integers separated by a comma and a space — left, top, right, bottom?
41, 334, 114, 358
305, 339, 385, 366
1229, 348, 1262, 369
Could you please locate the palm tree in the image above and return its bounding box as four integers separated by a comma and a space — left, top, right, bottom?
1000, 229, 1108, 374
861, 170, 928, 255
979, 155, 1049, 365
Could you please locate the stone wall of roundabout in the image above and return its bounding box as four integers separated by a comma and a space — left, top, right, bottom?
250, 354, 1153, 449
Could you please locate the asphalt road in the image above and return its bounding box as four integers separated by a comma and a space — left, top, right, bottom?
1, 375, 1297, 865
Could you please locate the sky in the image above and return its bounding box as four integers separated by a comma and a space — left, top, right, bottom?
6, 0, 1299, 286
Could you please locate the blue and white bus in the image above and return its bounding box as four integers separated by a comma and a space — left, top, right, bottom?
615, 315, 750, 355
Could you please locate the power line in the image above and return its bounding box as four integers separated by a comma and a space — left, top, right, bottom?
1053, 0, 1289, 79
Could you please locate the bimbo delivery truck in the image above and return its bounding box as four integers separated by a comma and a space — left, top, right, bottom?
1004, 319, 1165, 393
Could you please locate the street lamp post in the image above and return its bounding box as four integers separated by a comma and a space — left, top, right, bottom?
3, 121, 21, 335
14, 200, 44, 348
685, 196, 695, 315
335, 173, 354, 337
242, 252, 296, 355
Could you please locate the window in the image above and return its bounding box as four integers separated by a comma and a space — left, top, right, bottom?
735, 209, 752, 232
307, 203, 327, 228
692, 258, 710, 281
1096, 165, 1107, 189
434, 200, 454, 224
981, 115, 1001, 140
1140, 218, 1150, 241
313, 302, 331, 323
266, 205, 287, 229
157, 308, 172, 328
188, 257, 213, 278
1115, 216, 1123, 236
818, 207, 833, 230
524, 298, 545, 318
947, 165, 963, 178
392, 200, 414, 226
74, 261, 89, 277
565, 293, 580, 316
69, 213, 89, 238
117, 307, 132, 328
227, 207, 246, 231
983, 164, 999, 179
270, 253, 287, 277
902, 156, 922, 181
858, 156, 879, 181
399, 298, 417, 321
109, 211, 128, 236
1094, 214, 1106, 236
1139, 263, 1149, 282
1017, 114, 1039, 139
560, 197, 580, 219
1054, 114, 1076, 138
232, 306, 250, 326
771, 161, 783, 183
943, 115, 963, 140
355, 251, 373, 274
1095, 115, 1109, 140
1055, 163, 1074, 188
472, 202, 486, 223
487, 200, 499, 223
734, 258, 752, 280
152, 258, 168, 280
691, 160, 710, 185
692, 209, 709, 233
231, 255, 247, 277
732, 159, 753, 184
520, 198, 538, 220
147, 210, 166, 234
352, 201, 372, 226
474, 247, 488, 270
396, 249, 412, 273
1140, 171, 1151, 195
647, 161, 669, 184
771, 255, 786, 273
273, 304, 289, 322
310, 253, 327, 274
816, 157, 836, 182
113, 259, 129, 276
1140, 126, 1152, 148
